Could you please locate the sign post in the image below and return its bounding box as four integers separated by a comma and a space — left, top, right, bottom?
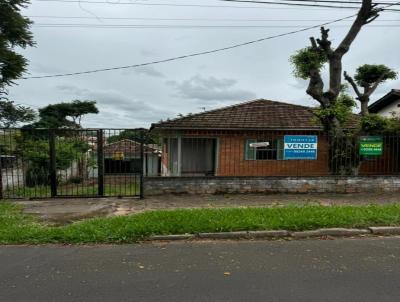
284, 135, 318, 160
359, 136, 383, 156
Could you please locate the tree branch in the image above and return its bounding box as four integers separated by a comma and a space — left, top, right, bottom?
365, 12, 380, 24
327, 0, 376, 101
306, 68, 325, 106
344, 71, 362, 99
335, 0, 374, 56
316, 27, 333, 56
366, 72, 387, 97
309, 37, 318, 49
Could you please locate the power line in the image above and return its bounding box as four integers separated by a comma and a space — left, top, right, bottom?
218, 0, 400, 10
219, 0, 368, 10
28, 0, 375, 10
26, 15, 400, 21
33, 0, 400, 10
31, 0, 318, 9
32, 23, 400, 28
23, 0, 400, 79
23, 14, 359, 79
221, 0, 398, 5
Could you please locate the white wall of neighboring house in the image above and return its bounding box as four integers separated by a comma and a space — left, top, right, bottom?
144, 154, 160, 176
2, 168, 24, 188
375, 98, 400, 117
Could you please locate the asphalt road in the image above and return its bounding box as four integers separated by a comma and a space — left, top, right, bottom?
1, 238, 400, 302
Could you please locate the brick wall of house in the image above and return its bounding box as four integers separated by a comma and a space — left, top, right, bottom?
216, 133, 330, 176
159, 129, 398, 177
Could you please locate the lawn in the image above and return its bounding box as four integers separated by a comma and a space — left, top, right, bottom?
2, 202, 400, 244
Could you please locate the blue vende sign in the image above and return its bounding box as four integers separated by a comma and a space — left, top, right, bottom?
284, 135, 318, 160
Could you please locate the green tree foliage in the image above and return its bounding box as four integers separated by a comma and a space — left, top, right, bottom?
107, 130, 141, 144
0, 0, 34, 95
360, 113, 400, 134
17, 133, 90, 186
30, 100, 99, 129
345, 64, 397, 116
18, 101, 99, 186
107, 129, 157, 145
354, 64, 397, 86
314, 93, 356, 126
0, 100, 35, 128
360, 114, 390, 134
289, 47, 327, 80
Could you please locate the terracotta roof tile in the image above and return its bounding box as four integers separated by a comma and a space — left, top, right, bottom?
152, 99, 344, 130
103, 139, 160, 155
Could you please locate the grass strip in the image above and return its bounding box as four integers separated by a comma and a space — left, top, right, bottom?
2, 202, 400, 244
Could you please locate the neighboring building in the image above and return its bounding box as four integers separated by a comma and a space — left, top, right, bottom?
368, 89, 400, 117
103, 139, 161, 176
151, 99, 339, 177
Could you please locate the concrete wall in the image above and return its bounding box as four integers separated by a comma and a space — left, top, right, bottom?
57, 160, 79, 182
144, 176, 400, 195
375, 99, 400, 117
2, 168, 24, 188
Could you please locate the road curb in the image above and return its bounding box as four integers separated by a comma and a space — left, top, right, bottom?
292, 228, 370, 238
369, 226, 400, 235
147, 226, 400, 242
149, 234, 195, 241
198, 231, 249, 239
248, 230, 290, 238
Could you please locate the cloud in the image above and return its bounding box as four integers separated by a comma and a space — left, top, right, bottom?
28, 62, 66, 75
8, 1, 399, 130
288, 78, 308, 90
56, 84, 90, 96
167, 75, 256, 102
133, 66, 164, 78
55, 85, 174, 127
140, 49, 157, 57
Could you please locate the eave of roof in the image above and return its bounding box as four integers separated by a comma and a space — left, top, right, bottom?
368, 89, 400, 113
152, 126, 323, 131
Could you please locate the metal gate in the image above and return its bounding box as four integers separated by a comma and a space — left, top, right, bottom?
0, 128, 154, 199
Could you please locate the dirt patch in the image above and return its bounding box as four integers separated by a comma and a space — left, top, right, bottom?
12, 192, 400, 224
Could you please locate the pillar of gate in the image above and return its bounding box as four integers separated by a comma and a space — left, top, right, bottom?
97, 129, 105, 197
49, 130, 57, 197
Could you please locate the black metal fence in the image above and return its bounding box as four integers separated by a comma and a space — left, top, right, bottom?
1, 127, 399, 199
0, 128, 161, 199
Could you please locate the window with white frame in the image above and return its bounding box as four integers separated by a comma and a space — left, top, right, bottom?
244, 138, 284, 160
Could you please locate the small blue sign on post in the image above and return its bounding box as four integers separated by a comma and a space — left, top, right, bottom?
284, 135, 318, 160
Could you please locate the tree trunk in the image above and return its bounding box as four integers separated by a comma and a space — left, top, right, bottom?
360, 99, 369, 116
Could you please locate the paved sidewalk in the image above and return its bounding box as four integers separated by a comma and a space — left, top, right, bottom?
11, 192, 400, 224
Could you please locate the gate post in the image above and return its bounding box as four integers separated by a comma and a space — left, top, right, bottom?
139, 131, 144, 199
97, 129, 105, 197
0, 145, 3, 200
49, 130, 57, 197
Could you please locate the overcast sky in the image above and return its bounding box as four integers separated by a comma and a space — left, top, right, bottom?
8, 0, 400, 128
